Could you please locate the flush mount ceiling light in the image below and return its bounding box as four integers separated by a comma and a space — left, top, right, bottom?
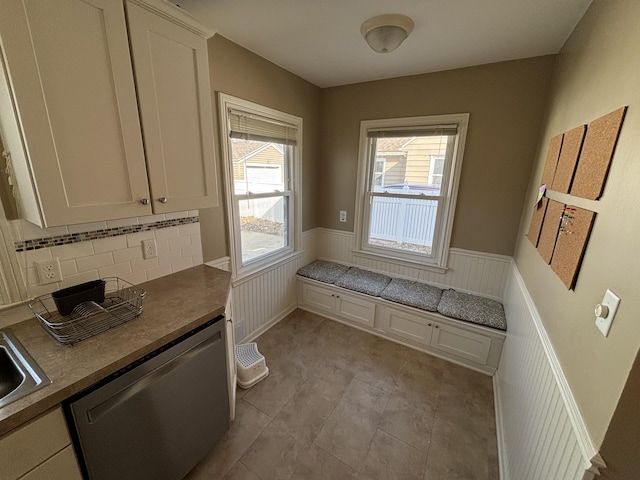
360, 14, 414, 54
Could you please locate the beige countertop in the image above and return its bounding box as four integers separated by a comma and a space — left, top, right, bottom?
0, 264, 231, 437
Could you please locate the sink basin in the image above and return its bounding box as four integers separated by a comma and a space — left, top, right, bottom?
0, 331, 50, 408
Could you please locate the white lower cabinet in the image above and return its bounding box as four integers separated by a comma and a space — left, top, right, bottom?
0, 407, 82, 480
298, 278, 505, 374
301, 283, 376, 328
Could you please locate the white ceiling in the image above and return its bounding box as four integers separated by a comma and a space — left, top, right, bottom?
174, 0, 592, 88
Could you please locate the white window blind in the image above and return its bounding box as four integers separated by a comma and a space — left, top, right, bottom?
229, 110, 297, 145
367, 124, 458, 138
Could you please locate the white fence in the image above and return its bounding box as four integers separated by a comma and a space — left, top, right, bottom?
370, 196, 439, 247
240, 197, 285, 223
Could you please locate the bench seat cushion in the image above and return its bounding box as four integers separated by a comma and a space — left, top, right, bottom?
437, 289, 507, 331
334, 267, 391, 296
297, 260, 350, 284
381, 278, 443, 312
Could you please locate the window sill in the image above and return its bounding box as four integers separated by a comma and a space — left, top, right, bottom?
352, 249, 449, 274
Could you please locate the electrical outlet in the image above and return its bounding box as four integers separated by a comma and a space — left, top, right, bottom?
35, 258, 63, 285
339, 210, 347, 222
142, 239, 157, 259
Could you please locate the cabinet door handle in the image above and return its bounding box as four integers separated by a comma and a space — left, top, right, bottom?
158, 197, 168, 204
139, 198, 149, 205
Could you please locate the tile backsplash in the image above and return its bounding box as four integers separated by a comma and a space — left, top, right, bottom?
10, 211, 204, 298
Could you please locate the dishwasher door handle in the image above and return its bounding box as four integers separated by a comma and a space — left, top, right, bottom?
86, 331, 222, 424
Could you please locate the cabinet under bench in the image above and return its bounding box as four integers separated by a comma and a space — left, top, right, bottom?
297, 277, 505, 375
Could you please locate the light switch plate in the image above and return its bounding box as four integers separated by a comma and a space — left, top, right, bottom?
595, 289, 620, 337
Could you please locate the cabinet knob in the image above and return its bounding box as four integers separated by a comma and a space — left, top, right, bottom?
158, 197, 168, 204
428, 323, 432, 327
435, 325, 439, 329
139, 198, 149, 205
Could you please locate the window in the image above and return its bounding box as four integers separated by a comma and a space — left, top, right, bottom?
355, 114, 469, 270
218, 94, 302, 277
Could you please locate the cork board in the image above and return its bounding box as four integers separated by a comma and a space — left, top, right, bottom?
570, 107, 627, 200
537, 200, 564, 264
541, 134, 563, 187
527, 197, 549, 247
551, 125, 586, 193
551, 206, 596, 289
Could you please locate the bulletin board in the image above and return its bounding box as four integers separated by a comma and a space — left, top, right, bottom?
527, 106, 627, 290
551, 125, 586, 193
570, 107, 627, 200
536, 200, 564, 264
550, 206, 596, 289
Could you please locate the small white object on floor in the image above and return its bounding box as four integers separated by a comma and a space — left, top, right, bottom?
235, 342, 269, 388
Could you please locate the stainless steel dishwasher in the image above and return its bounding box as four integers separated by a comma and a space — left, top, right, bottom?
65, 316, 229, 480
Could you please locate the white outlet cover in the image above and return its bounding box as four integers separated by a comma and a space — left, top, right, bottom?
35, 258, 63, 285
595, 289, 620, 337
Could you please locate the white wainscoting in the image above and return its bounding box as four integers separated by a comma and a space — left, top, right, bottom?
495, 263, 604, 480
316, 228, 511, 298
211, 230, 317, 343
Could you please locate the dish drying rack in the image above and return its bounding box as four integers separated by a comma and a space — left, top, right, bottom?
29, 277, 145, 345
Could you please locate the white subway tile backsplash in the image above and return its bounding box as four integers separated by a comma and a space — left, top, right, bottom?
51, 242, 94, 261
76, 252, 114, 272
18, 248, 52, 268
190, 233, 202, 246
131, 257, 159, 272
192, 251, 204, 265
60, 260, 78, 277
168, 236, 190, 252
60, 271, 100, 289
120, 271, 148, 286
106, 217, 139, 229
171, 257, 193, 273
93, 236, 127, 254
156, 239, 170, 254
181, 243, 202, 259
113, 246, 143, 264
126, 230, 155, 248
138, 214, 165, 224
26, 267, 39, 286
178, 222, 200, 236
158, 250, 182, 266
147, 264, 172, 281
165, 211, 189, 220
99, 262, 133, 278
154, 226, 179, 241
68, 221, 108, 234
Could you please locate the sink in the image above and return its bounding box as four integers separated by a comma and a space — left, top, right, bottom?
0, 331, 50, 408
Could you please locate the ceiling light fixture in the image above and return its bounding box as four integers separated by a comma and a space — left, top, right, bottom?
360, 14, 414, 54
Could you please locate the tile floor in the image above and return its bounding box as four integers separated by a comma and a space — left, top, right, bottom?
185, 309, 499, 480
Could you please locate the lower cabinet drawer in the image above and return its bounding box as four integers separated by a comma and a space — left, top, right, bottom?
430, 323, 492, 365
336, 293, 376, 327
20, 446, 82, 480
381, 306, 432, 345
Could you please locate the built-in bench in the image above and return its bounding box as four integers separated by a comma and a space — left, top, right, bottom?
296, 260, 506, 375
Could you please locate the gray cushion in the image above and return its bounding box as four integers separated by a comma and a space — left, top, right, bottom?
297, 260, 350, 284
437, 289, 507, 331
334, 267, 391, 296
381, 278, 443, 312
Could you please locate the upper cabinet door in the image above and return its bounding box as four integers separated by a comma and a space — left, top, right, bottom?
0, 0, 152, 226
126, 1, 219, 213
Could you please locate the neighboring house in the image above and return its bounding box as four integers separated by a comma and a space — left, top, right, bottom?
376, 136, 446, 188
231, 140, 284, 190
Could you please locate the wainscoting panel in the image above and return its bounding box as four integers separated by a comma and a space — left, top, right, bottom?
220, 230, 317, 342
495, 264, 602, 480
316, 228, 511, 298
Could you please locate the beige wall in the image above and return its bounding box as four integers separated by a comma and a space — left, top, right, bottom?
513, 0, 640, 452
318, 56, 556, 255
199, 35, 322, 262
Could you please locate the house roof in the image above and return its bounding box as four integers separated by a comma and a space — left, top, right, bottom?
377, 137, 414, 153
231, 140, 284, 163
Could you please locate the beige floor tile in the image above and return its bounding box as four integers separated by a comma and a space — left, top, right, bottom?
435, 379, 495, 441
223, 462, 261, 480
300, 361, 354, 404
378, 388, 437, 453
424, 416, 489, 480
314, 379, 390, 470
358, 429, 428, 480
185, 400, 272, 479
241, 420, 357, 480
274, 389, 336, 443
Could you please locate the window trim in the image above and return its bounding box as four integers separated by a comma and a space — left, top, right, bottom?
354, 113, 469, 271
218, 93, 302, 279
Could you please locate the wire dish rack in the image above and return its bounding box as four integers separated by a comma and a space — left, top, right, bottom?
29, 277, 145, 345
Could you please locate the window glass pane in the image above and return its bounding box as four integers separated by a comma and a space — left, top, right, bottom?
231, 138, 285, 194
374, 135, 450, 196
239, 196, 288, 263
368, 196, 439, 256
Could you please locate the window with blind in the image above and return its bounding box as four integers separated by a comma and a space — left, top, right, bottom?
218, 94, 302, 277
355, 114, 469, 269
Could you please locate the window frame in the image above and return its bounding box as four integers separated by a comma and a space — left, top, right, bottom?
354, 113, 469, 271
218, 93, 302, 279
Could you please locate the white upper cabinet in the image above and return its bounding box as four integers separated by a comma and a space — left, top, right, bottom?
0, 0, 218, 227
